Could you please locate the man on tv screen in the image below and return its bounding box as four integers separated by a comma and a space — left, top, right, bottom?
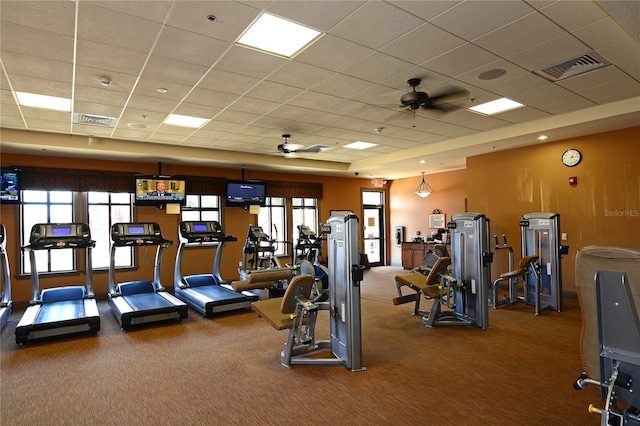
147, 181, 172, 197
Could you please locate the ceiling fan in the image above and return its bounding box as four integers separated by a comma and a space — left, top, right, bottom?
277, 134, 330, 155
399, 78, 469, 114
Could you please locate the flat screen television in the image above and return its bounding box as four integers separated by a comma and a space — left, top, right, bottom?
134, 175, 187, 206
225, 180, 266, 208
0, 168, 21, 204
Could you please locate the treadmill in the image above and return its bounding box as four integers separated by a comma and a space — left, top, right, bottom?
108, 222, 188, 330
15, 223, 100, 344
174, 221, 258, 317
1, 224, 13, 332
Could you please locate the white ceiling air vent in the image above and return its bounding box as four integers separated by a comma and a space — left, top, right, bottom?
533, 51, 612, 82
73, 113, 118, 127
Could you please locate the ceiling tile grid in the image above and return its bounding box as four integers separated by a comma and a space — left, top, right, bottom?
0, 0, 638, 179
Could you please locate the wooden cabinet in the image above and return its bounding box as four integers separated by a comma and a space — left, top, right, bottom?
401, 242, 447, 269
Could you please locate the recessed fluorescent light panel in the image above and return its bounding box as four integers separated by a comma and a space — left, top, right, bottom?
468, 98, 524, 115
16, 92, 71, 112
164, 114, 208, 128
344, 141, 378, 150
237, 12, 322, 58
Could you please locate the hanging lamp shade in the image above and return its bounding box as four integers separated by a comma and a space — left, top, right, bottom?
415, 172, 434, 198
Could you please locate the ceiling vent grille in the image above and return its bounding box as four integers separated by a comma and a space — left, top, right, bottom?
533, 51, 612, 82
73, 113, 118, 127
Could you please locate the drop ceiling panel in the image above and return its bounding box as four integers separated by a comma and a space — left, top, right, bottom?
265, 1, 364, 31
75, 39, 149, 75
473, 12, 565, 57
1, 1, 76, 35
572, 18, 633, 50
295, 34, 373, 72
141, 56, 210, 86
167, 1, 260, 42
388, 0, 462, 20
422, 43, 499, 77
1, 52, 73, 84
1, 23, 74, 63
266, 61, 336, 89
380, 23, 466, 64
342, 52, 414, 83
78, 2, 162, 52
213, 46, 286, 80
197, 70, 261, 95
430, 0, 534, 41
152, 26, 231, 67
329, 1, 424, 49
538, 0, 607, 31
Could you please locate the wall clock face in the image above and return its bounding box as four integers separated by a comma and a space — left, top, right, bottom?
562, 149, 582, 167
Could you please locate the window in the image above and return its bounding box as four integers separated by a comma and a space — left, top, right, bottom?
21, 189, 135, 274
257, 197, 286, 256
292, 198, 318, 241
21, 190, 74, 274
88, 192, 133, 269
181, 195, 221, 222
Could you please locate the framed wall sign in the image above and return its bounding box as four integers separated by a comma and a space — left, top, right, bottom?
429, 213, 445, 228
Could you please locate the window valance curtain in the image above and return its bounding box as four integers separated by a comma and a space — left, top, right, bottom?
19, 167, 323, 199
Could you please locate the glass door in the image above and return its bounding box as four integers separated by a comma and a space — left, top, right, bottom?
362, 191, 385, 267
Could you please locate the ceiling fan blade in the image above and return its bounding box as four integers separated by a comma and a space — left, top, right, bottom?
428, 88, 470, 104
421, 103, 460, 115
298, 145, 330, 153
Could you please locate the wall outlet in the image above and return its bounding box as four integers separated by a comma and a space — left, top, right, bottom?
562, 233, 567, 240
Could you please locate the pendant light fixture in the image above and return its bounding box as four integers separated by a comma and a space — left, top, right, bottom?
415, 172, 434, 198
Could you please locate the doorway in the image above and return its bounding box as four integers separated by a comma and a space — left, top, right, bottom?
362, 190, 385, 267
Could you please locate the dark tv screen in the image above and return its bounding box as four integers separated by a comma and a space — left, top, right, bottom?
225, 180, 266, 208
0, 168, 20, 204
134, 175, 187, 206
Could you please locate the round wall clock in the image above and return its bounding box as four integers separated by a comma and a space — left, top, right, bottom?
561, 149, 582, 167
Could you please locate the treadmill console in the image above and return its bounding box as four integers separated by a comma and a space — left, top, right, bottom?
111, 222, 171, 247
179, 221, 237, 243
28, 223, 95, 250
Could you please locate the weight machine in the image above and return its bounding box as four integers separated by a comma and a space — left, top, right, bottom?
421, 212, 492, 329
574, 246, 640, 425
252, 213, 365, 371
520, 212, 567, 314
491, 233, 540, 310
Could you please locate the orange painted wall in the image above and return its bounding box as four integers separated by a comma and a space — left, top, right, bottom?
388, 169, 467, 264
466, 126, 640, 293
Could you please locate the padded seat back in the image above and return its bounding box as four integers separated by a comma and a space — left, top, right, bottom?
421, 253, 451, 287
41, 286, 86, 303
518, 255, 538, 269
184, 274, 215, 288
434, 244, 448, 258
280, 274, 314, 314
575, 246, 640, 380
118, 280, 156, 296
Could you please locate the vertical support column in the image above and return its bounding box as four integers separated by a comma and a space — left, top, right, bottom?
520, 212, 563, 313
327, 213, 365, 371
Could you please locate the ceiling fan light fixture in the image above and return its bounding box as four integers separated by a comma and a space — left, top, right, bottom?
415, 172, 434, 198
